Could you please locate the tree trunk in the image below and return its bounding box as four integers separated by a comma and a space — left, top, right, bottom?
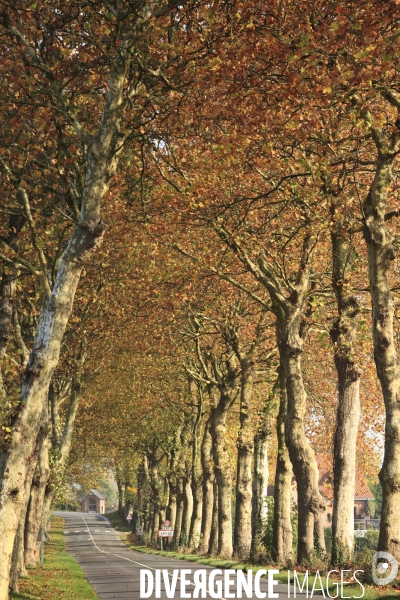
208, 479, 219, 556
147, 502, 154, 541
151, 509, 160, 544
166, 428, 183, 531
138, 456, 151, 531
272, 367, 293, 564
215, 225, 324, 563
180, 474, 193, 547
362, 128, 400, 560
41, 377, 82, 525
189, 478, 202, 550
211, 399, 233, 559
251, 429, 269, 559
24, 436, 50, 567
9, 409, 48, 591
282, 328, 326, 562
234, 362, 254, 560
166, 478, 178, 530
189, 387, 203, 551
0, 40, 131, 595
199, 417, 214, 554
174, 478, 184, 547
149, 450, 166, 544
330, 228, 361, 565
266, 238, 326, 563
117, 479, 125, 516
159, 507, 166, 530
9, 479, 30, 593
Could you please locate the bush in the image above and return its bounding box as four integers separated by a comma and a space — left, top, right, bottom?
354, 529, 379, 553
324, 526, 332, 554
53, 499, 80, 511
261, 496, 299, 563
261, 497, 274, 558
352, 547, 375, 585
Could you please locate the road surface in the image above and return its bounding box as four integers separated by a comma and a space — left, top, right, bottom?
56, 512, 314, 599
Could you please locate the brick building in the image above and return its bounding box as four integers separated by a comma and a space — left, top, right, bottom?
81, 489, 106, 514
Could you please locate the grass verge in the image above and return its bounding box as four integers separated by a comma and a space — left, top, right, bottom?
10, 516, 99, 600
122, 543, 399, 599
105, 510, 133, 532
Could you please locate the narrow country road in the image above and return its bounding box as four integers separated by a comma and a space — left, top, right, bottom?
56, 512, 313, 599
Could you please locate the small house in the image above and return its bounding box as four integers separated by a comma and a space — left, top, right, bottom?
267, 453, 375, 528
81, 489, 106, 514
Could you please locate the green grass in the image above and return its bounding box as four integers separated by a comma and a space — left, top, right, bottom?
10, 517, 99, 600
123, 544, 400, 599
105, 510, 133, 532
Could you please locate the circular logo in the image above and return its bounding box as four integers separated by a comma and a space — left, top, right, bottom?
372, 551, 398, 585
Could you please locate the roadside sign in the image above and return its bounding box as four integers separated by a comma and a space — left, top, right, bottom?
126, 514, 132, 521
136, 526, 144, 535
158, 529, 174, 537
163, 520, 171, 528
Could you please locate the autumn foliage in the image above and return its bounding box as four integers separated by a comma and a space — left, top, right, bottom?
0, 0, 400, 596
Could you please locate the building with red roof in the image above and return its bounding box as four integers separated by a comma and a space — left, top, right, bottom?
268, 453, 375, 528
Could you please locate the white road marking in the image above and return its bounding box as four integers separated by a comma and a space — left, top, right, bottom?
78, 515, 227, 600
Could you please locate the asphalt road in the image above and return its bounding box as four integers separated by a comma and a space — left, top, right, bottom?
56, 512, 314, 599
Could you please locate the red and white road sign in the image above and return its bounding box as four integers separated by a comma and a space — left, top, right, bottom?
126, 514, 132, 521
158, 529, 174, 537
163, 520, 171, 528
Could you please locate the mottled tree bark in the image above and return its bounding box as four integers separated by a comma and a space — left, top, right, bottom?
0, 21, 132, 593
189, 385, 203, 550
272, 367, 293, 564
138, 456, 151, 533
174, 478, 184, 547
198, 417, 214, 554
149, 449, 165, 544
210, 398, 233, 559
330, 227, 361, 564
24, 436, 50, 567
251, 428, 269, 559
180, 473, 193, 546
9, 496, 28, 593
362, 119, 400, 560
166, 428, 183, 531
9, 406, 49, 591
41, 376, 82, 526
281, 312, 326, 562
151, 509, 160, 544
215, 226, 325, 563
166, 474, 178, 531
186, 318, 241, 559
234, 361, 254, 559
208, 480, 219, 556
